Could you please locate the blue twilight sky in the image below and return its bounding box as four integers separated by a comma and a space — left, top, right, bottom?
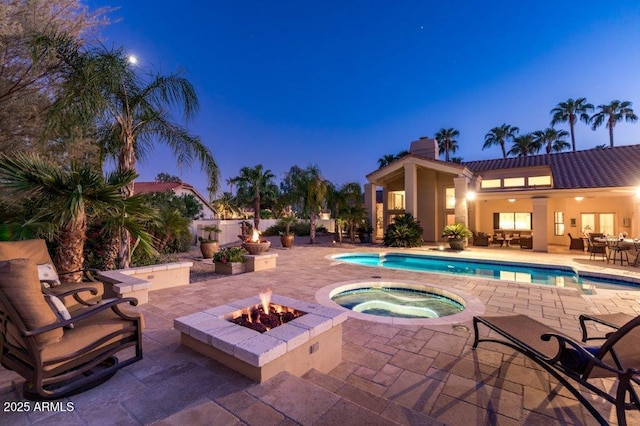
86, 1, 640, 197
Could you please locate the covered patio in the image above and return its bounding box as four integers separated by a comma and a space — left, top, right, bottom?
2, 240, 639, 425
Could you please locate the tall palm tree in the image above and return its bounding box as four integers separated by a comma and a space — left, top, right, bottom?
550, 98, 594, 152
434, 128, 459, 162
483, 124, 519, 158
590, 100, 638, 147
508, 134, 541, 157
0, 153, 155, 280
231, 164, 277, 231
51, 45, 219, 268
283, 165, 330, 244
531, 128, 570, 154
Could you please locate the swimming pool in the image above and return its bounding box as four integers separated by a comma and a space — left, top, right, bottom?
332, 252, 640, 294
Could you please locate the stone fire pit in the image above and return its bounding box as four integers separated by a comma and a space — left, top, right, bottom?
174, 294, 347, 382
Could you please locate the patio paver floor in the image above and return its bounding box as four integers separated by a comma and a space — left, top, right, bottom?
2, 239, 640, 425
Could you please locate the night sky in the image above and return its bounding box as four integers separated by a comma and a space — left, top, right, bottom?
87, 1, 640, 196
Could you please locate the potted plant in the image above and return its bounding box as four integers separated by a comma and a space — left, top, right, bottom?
213, 247, 247, 275
199, 225, 221, 259
279, 217, 296, 248
357, 219, 374, 244
442, 223, 472, 250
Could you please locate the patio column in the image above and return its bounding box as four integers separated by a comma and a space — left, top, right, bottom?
364, 183, 377, 231
404, 163, 417, 217
532, 198, 548, 252
453, 177, 469, 226
634, 196, 640, 238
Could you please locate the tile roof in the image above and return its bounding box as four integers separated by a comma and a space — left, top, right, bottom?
133, 182, 182, 194
463, 145, 640, 189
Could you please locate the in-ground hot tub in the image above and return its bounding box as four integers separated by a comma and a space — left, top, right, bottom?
316, 280, 485, 326
174, 294, 348, 382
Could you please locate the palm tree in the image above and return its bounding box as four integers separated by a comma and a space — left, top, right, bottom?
483, 124, 519, 158
590, 100, 638, 148
283, 165, 330, 244
231, 164, 277, 231
0, 153, 155, 280
550, 98, 594, 151
434, 128, 459, 162
531, 128, 570, 154
212, 192, 241, 219
377, 154, 397, 168
51, 45, 219, 268
327, 182, 362, 243
508, 134, 541, 157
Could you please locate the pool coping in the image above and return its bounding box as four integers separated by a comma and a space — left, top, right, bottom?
326, 251, 640, 293
315, 279, 485, 326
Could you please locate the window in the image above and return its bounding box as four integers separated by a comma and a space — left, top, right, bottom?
446, 214, 455, 226
599, 213, 614, 235
388, 191, 405, 210
493, 212, 532, 230
503, 177, 525, 187
481, 179, 501, 189
581, 212, 615, 235
445, 187, 455, 209
554, 211, 564, 236
528, 176, 551, 186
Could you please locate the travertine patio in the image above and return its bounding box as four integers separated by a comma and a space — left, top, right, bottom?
2, 239, 640, 425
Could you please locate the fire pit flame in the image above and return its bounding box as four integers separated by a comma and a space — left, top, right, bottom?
228, 293, 306, 333
250, 229, 260, 242
259, 288, 272, 313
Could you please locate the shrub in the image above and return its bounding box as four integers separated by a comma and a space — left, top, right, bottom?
213, 247, 247, 263
383, 214, 424, 247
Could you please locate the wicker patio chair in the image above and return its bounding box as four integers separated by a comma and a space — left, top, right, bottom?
0, 239, 104, 310
0, 258, 143, 400
473, 314, 640, 425
568, 233, 585, 251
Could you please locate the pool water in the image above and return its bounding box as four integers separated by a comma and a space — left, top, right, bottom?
331, 287, 464, 318
334, 253, 639, 294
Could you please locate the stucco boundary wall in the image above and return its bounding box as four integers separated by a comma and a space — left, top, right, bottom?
192, 219, 336, 245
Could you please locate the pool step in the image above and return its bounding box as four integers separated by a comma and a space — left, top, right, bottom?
302, 368, 443, 425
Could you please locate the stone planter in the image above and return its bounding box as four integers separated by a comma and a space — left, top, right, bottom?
215, 261, 245, 275
448, 239, 465, 250
280, 234, 294, 248
241, 240, 271, 255
199, 241, 219, 259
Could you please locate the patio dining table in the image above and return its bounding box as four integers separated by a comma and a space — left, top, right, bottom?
595, 237, 640, 266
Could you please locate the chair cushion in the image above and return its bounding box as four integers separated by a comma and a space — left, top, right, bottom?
40, 307, 143, 372
0, 259, 63, 345
38, 263, 61, 287
0, 239, 53, 265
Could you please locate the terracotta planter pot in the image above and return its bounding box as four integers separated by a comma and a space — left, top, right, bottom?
280, 234, 294, 248
200, 241, 219, 259
214, 262, 245, 275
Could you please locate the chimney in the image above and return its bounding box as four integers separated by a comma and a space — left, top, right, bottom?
409, 137, 439, 159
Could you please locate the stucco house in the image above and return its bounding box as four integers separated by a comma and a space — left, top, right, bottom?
134, 181, 216, 219
364, 138, 640, 252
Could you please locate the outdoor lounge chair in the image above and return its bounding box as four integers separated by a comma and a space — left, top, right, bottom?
579, 313, 636, 341
0, 239, 104, 310
0, 258, 143, 399
473, 314, 640, 425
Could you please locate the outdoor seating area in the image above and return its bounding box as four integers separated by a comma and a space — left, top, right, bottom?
2, 240, 640, 425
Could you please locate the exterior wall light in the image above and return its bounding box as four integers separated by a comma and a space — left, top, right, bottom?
574, 196, 584, 201
466, 191, 476, 201
508, 198, 516, 203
